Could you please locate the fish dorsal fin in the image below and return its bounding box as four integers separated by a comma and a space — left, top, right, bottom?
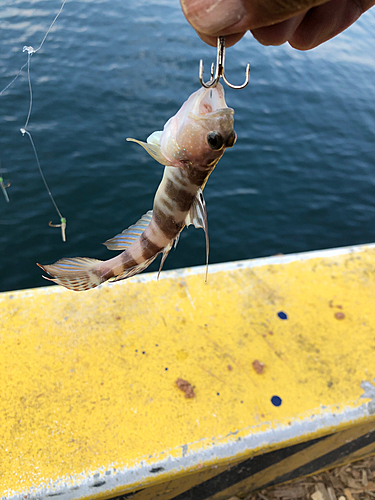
126, 132, 174, 166
185, 189, 210, 280
103, 210, 153, 251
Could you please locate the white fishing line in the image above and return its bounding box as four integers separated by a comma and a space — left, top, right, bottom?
0, 0, 67, 241
0, 61, 28, 97
20, 128, 67, 241
23, 48, 34, 131
0, 1, 66, 98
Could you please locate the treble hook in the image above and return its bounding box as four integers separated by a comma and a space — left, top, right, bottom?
199, 36, 250, 89
49, 217, 66, 242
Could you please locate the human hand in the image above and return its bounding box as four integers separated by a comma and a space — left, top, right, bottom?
180, 0, 375, 50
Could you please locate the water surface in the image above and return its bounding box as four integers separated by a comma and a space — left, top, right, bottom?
0, 1, 374, 291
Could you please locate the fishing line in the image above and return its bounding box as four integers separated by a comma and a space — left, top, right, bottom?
0, 0, 67, 98
20, 128, 66, 241
0, 0, 68, 241
23, 49, 33, 131
34, 0, 67, 54
0, 62, 28, 97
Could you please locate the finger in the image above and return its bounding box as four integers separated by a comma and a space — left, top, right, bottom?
180, 0, 247, 37
180, 0, 329, 37
250, 12, 307, 46
289, 0, 373, 49
195, 30, 246, 47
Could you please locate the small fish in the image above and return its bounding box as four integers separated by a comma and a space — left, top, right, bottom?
38, 83, 236, 291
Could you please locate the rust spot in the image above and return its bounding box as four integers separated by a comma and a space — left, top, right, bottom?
116, 316, 121, 320
334, 312, 345, 320
176, 378, 195, 398
269, 330, 274, 335
227, 364, 233, 371
252, 360, 265, 374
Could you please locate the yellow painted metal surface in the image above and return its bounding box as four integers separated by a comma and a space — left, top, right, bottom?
1, 244, 375, 499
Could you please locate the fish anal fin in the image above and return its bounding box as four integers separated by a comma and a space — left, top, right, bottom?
157, 242, 173, 279
110, 254, 160, 283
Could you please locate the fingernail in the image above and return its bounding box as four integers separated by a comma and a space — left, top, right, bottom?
181, 0, 246, 35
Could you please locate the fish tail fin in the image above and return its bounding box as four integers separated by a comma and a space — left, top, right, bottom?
37, 257, 104, 291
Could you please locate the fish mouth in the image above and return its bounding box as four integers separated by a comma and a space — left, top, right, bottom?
188, 83, 233, 119
189, 107, 234, 121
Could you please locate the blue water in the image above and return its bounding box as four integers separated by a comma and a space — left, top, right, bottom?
0, 1, 374, 292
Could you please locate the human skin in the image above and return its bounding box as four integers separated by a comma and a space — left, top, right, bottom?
180, 0, 375, 50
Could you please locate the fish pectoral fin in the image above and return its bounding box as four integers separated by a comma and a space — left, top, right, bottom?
103, 210, 153, 251
126, 137, 174, 166
185, 188, 209, 280
146, 131, 162, 146
37, 257, 104, 291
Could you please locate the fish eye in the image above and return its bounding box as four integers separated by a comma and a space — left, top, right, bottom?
207, 131, 224, 150
226, 131, 237, 148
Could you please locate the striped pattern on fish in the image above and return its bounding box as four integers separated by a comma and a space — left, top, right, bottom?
38, 83, 236, 291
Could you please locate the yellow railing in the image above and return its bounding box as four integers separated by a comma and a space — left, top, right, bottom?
1, 243, 375, 500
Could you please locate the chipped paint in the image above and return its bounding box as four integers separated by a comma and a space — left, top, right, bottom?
361, 379, 375, 414
1, 243, 375, 499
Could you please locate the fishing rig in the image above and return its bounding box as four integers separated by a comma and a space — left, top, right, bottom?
0, 1, 67, 241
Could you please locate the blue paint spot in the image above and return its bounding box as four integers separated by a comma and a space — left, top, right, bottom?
142, 351, 146, 354
271, 395, 282, 407
217, 392, 220, 396
277, 311, 288, 320
165, 367, 168, 371
135, 350, 138, 352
